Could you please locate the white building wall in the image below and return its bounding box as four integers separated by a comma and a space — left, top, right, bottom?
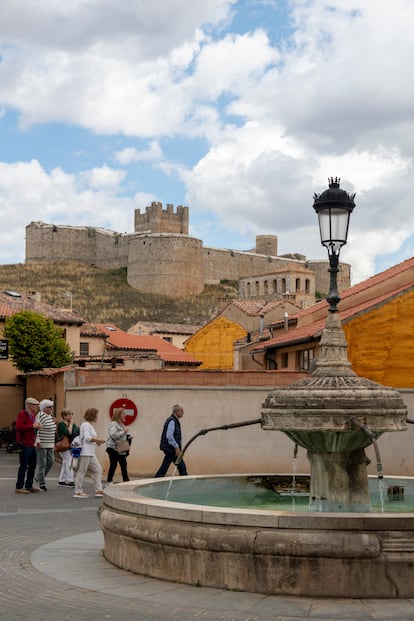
65, 384, 414, 479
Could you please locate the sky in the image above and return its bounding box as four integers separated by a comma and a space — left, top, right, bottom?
0, 0, 413, 285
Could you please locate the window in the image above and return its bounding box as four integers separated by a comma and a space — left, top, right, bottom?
80, 342, 89, 356
295, 278, 300, 292
296, 348, 315, 371
263, 280, 268, 295
280, 352, 289, 369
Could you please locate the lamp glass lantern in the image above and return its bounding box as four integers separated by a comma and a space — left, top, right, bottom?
313, 178, 356, 311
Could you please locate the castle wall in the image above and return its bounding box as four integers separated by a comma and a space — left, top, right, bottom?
203, 247, 306, 285
127, 234, 204, 297
306, 260, 351, 296
25, 212, 351, 299
26, 222, 128, 269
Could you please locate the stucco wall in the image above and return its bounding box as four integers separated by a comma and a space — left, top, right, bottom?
344, 289, 414, 388
60, 370, 414, 479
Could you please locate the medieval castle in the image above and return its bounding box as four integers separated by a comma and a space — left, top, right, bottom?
25, 202, 350, 303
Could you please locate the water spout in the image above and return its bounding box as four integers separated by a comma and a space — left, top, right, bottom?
349, 417, 383, 479
177, 417, 262, 464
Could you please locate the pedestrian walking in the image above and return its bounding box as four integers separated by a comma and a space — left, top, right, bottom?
73, 408, 105, 498
154, 404, 187, 477
106, 407, 130, 485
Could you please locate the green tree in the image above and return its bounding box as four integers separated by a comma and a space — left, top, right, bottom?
3, 310, 73, 372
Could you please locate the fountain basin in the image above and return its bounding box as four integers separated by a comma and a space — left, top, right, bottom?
99, 475, 414, 598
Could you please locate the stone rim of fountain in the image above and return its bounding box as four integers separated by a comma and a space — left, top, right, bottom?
99, 477, 414, 598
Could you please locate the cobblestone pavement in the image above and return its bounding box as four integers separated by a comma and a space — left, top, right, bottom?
1, 450, 414, 621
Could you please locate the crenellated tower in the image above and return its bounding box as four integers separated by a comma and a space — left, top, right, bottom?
134, 202, 189, 234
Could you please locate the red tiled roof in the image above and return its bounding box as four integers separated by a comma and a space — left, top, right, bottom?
0, 290, 84, 325
96, 324, 201, 365
254, 281, 414, 351
276, 255, 414, 325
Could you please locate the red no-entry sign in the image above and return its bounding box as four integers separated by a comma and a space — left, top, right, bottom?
109, 398, 138, 425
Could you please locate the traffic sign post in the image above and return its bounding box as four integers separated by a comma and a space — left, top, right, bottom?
109, 398, 138, 425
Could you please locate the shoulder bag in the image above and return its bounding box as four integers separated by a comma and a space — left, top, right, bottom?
55, 435, 71, 452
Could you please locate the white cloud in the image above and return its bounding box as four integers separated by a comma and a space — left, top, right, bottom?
114, 142, 163, 165
0, 0, 413, 286
0, 160, 153, 262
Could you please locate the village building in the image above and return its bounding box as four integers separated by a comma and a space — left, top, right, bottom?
185, 299, 300, 370
0, 290, 84, 425
127, 320, 200, 349
239, 256, 414, 388
95, 323, 201, 369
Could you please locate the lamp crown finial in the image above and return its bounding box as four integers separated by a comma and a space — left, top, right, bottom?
328, 177, 340, 188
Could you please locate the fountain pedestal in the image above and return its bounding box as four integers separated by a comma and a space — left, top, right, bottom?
261, 313, 407, 512
308, 448, 369, 511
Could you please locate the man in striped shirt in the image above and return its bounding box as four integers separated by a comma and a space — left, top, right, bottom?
35, 399, 56, 491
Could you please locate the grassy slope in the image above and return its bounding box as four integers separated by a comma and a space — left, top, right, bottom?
0, 262, 238, 330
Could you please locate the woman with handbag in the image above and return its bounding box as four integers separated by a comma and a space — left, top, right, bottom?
106, 407, 131, 485
56, 409, 79, 487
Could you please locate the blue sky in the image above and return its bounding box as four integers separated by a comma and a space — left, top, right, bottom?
0, 0, 413, 284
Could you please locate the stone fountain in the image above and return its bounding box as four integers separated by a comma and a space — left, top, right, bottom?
99, 180, 414, 598
262, 310, 408, 512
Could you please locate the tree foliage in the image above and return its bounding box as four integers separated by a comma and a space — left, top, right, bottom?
3, 310, 73, 372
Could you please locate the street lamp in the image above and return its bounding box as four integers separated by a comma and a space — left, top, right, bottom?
313, 177, 355, 312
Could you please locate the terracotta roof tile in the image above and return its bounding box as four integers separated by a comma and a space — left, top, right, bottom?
0, 291, 84, 324
254, 282, 414, 351
96, 323, 201, 365
283, 255, 414, 324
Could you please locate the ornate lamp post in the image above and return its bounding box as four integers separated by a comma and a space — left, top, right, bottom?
261, 178, 407, 512
313, 177, 355, 312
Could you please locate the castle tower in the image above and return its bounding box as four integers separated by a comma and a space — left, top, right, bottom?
255, 235, 278, 256
127, 233, 204, 297
134, 202, 189, 235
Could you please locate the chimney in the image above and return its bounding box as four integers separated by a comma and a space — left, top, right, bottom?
284, 312, 289, 331
259, 314, 264, 337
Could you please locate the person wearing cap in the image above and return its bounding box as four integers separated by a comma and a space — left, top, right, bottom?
15, 397, 42, 493
34, 399, 57, 491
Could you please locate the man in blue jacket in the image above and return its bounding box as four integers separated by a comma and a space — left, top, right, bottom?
154, 404, 188, 477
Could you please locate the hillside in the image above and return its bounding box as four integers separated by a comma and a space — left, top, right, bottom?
0, 262, 238, 330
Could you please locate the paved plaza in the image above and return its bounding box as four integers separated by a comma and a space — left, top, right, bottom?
1, 449, 414, 621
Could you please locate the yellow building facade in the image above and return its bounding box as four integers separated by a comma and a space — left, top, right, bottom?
185, 316, 247, 370
344, 289, 414, 388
